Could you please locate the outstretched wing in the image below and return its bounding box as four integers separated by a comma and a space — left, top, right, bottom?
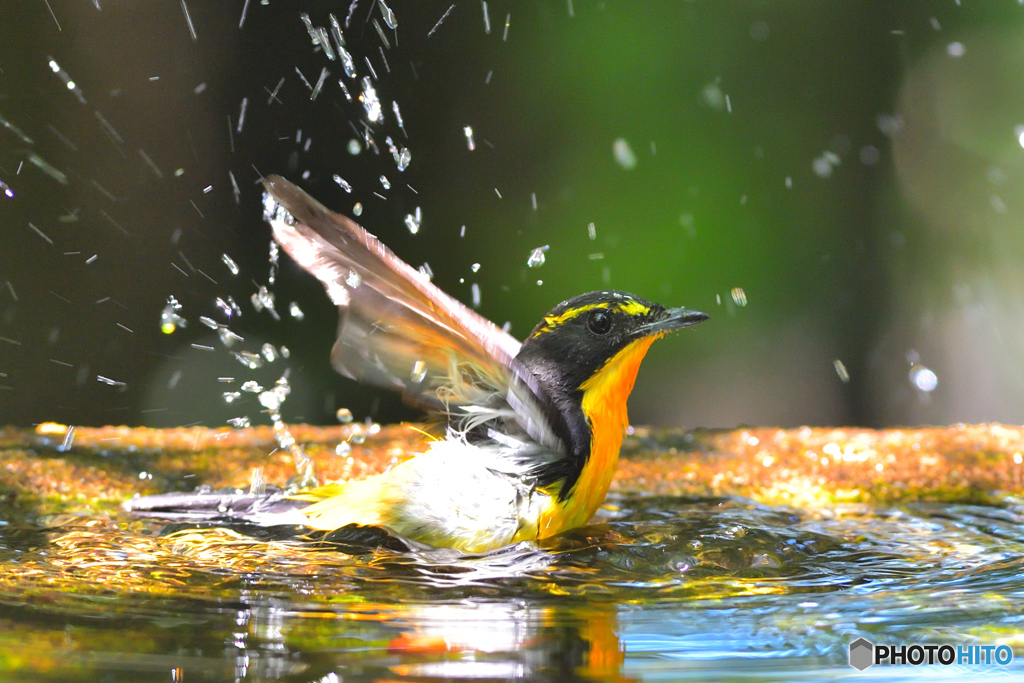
262, 175, 565, 459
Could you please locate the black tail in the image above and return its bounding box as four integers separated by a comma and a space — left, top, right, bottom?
123, 485, 306, 523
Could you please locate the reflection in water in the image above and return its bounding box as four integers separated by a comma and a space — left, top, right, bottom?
0, 496, 1023, 680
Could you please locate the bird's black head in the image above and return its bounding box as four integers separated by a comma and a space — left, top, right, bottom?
516, 290, 708, 396
514, 290, 707, 498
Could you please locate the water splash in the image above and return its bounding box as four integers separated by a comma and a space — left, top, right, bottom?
359, 77, 383, 123
221, 254, 240, 275
378, 0, 397, 29
404, 207, 422, 234
260, 375, 317, 489
332, 175, 352, 192
160, 296, 186, 334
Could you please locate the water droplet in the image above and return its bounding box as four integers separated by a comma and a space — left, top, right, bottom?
160, 296, 185, 334
289, 301, 305, 320
750, 20, 770, 41
833, 359, 850, 383
359, 77, 383, 123
730, 287, 748, 307
215, 296, 241, 318
347, 139, 361, 155
404, 209, 421, 234
353, 202, 362, 216
613, 138, 637, 169
217, 326, 243, 347
251, 285, 277, 317
234, 351, 264, 369
909, 365, 938, 392
258, 390, 282, 411
262, 191, 295, 225
335, 408, 353, 423
411, 359, 427, 383
222, 253, 240, 275
812, 156, 833, 178
250, 467, 266, 496
378, 0, 397, 29
392, 101, 406, 134
527, 245, 549, 268
338, 47, 357, 79
396, 147, 411, 171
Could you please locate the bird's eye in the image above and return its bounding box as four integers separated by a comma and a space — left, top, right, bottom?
588, 309, 612, 335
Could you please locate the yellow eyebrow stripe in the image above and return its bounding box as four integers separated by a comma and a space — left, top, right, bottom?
616, 299, 651, 317
532, 303, 608, 337
530, 300, 651, 338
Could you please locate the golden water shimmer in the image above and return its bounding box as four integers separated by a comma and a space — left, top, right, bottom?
6, 422, 1024, 513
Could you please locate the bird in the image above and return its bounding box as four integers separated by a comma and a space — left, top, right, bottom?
127, 175, 707, 554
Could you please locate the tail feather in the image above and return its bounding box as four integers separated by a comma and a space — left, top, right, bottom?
124, 476, 396, 531
122, 485, 308, 525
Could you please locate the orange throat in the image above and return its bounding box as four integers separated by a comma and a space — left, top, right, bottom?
536, 335, 660, 538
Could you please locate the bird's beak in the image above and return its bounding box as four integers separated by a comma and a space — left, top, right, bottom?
636, 307, 709, 337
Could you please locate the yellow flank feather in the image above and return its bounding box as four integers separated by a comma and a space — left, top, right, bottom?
531, 334, 661, 539
296, 472, 401, 530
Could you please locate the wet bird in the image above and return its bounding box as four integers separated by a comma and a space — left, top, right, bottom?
128, 175, 707, 553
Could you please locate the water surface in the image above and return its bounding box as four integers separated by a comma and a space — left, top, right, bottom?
2, 480, 1022, 681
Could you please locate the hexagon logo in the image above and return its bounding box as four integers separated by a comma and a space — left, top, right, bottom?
849, 638, 874, 670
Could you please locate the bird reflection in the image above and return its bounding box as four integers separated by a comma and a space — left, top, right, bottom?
380, 601, 631, 682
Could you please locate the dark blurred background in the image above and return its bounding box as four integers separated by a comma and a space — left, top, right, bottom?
1, 1, 1023, 429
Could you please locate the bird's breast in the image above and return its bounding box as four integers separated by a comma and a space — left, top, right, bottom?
534, 335, 659, 538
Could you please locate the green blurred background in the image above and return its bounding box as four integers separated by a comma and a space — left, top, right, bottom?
2, 1, 1023, 429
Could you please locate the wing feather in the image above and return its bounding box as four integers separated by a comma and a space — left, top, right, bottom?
262, 175, 565, 458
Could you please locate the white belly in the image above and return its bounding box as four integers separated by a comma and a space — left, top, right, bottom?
383, 439, 550, 553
